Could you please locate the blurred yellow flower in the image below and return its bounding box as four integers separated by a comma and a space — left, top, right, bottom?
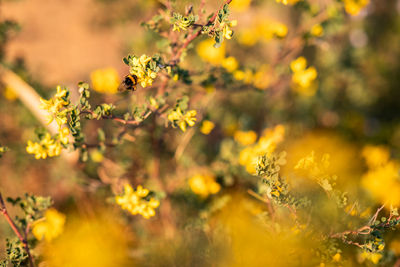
343, 0, 369, 16
361, 145, 390, 169
3, 86, 17, 101
222, 56, 239, 72
230, 0, 252, 12
310, 24, 324, 37
42, 213, 131, 267
276, 0, 302, 5
359, 251, 382, 264
361, 160, 400, 206
189, 174, 221, 198
200, 120, 215, 135
115, 184, 160, 219
234, 130, 257, 146
290, 57, 318, 96
196, 39, 226, 65
238, 125, 285, 173
90, 67, 120, 94
32, 208, 66, 242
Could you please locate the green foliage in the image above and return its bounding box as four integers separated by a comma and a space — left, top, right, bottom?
0, 238, 28, 267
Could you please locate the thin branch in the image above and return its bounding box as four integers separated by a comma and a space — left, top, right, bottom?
0, 192, 35, 267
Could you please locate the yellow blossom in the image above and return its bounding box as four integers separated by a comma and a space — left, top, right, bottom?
196, 39, 226, 65
115, 184, 160, 219
32, 208, 66, 242
200, 120, 215, 135
311, 24, 324, 37
290, 57, 318, 96
275, 0, 302, 5
238, 125, 285, 174
221, 20, 237, 40
90, 67, 120, 94
361, 145, 390, 169
189, 174, 221, 198
361, 160, 400, 206
129, 54, 158, 88
234, 130, 257, 146
290, 57, 308, 73
230, 0, 252, 12
343, 0, 369, 16
359, 251, 382, 264
3, 86, 17, 101
332, 253, 341, 262
26, 133, 62, 159
168, 107, 197, 132
222, 56, 239, 72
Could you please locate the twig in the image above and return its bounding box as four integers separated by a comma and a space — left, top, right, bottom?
0, 192, 35, 267
169, 0, 233, 64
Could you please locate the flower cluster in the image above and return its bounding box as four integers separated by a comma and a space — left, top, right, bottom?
32, 208, 66, 242
343, 0, 370, 16
39, 86, 70, 127
361, 145, 400, 206
90, 67, 120, 94
238, 18, 288, 47
115, 184, 160, 219
168, 107, 197, 132
290, 57, 318, 96
27, 86, 71, 159
238, 125, 285, 174
26, 131, 69, 159
128, 55, 158, 88
188, 174, 221, 198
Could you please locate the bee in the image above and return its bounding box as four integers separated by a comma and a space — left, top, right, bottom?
118, 74, 138, 92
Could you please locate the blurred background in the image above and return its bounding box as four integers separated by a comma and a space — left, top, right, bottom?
1, 0, 400, 266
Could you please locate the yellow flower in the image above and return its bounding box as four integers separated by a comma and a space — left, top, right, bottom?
275, 0, 302, 5
189, 174, 221, 198
238, 29, 259, 46
32, 208, 66, 242
26, 133, 62, 159
230, 0, 252, 12
343, 0, 369, 16
200, 120, 215, 135
115, 184, 160, 219
310, 24, 324, 37
234, 130, 257, 146
58, 127, 70, 145
168, 107, 197, 132
3, 86, 17, 101
196, 39, 226, 65
222, 56, 239, 72
238, 125, 285, 174
292, 67, 318, 88
362, 145, 390, 169
290, 57, 308, 73
290, 57, 318, 96
361, 160, 400, 206
90, 67, 120, 94
129, 55, 158, 88
221, 20, 237, 40
332, 253, 341, 262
